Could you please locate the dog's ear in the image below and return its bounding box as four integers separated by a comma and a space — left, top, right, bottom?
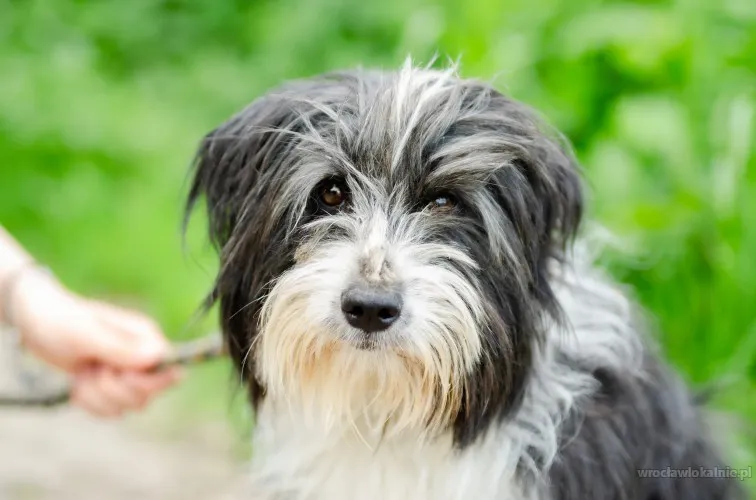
184, 76, 357, 404
468, 89, 584, 327
519, 126, 583, 253
452, 93, 585, 447
484, 91, 584, 273
184, 90, 314, 405
185, 95, 301, 250
512, 119, 584, 314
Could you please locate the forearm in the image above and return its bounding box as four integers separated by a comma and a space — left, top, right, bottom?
0, 225, 39, 324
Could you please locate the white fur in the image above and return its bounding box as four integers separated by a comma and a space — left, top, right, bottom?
244, 236, 644, 500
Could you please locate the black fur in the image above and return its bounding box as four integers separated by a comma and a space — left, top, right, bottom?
549, 356, 745, 499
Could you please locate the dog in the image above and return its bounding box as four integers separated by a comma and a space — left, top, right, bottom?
184, 61, 746, 499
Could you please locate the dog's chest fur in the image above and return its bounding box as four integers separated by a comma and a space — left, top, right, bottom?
248, 409, 533, 500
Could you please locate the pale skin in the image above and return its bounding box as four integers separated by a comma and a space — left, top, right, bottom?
0, 226, 181, 417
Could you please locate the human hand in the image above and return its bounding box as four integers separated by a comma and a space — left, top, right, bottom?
9, 268, 182, 417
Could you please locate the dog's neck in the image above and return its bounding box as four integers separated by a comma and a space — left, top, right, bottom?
246, 339, 595, 500
249, 398, 536, 500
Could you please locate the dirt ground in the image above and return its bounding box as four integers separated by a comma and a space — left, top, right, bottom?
0, 332, 250, 500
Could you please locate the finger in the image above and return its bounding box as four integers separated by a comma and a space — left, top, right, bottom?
92, 369, 149, 412
88, 301, 167, 345
74, 324, 164, 371
75, 302, 170, 370
70, 374, 123, 418
121, 368, 183, 400
98, 307, 170, 365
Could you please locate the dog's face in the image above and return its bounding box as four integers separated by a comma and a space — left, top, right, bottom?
187, 65, 582, 446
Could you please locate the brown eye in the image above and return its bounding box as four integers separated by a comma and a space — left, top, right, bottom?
318, 180, 348, 209
427, 194, 457, 211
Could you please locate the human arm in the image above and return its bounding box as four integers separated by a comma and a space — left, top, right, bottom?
0, 226, 180, 416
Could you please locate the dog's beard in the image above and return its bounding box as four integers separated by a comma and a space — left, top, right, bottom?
254, 212, 487, 439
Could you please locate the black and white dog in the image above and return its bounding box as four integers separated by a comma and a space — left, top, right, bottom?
185, 62, 745, 499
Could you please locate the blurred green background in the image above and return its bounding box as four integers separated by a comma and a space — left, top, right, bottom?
1, 0, 754, 469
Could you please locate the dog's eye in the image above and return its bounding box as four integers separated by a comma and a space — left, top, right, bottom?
317, 179, 348, 210
426, 194, 457, 212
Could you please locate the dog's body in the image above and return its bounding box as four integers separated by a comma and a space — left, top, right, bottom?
186, 63, 745, 499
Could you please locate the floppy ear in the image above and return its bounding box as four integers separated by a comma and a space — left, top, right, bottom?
184, 75, 359, 406
451, 91, 585, 448
520, 127, 584, 254
483, 91, 584, 303
184, 91, 312, 405
515, 119, 584, 314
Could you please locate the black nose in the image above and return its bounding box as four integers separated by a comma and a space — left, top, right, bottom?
341, 285, 403, 333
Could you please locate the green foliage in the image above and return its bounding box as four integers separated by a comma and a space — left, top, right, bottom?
1, 0, 755, 463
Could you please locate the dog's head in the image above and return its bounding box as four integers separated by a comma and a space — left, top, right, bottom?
186, 64, 583, 446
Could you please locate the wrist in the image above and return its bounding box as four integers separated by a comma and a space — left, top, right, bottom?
0, 262, 56, 334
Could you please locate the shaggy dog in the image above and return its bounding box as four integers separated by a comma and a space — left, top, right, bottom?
185, 62, 745, 499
